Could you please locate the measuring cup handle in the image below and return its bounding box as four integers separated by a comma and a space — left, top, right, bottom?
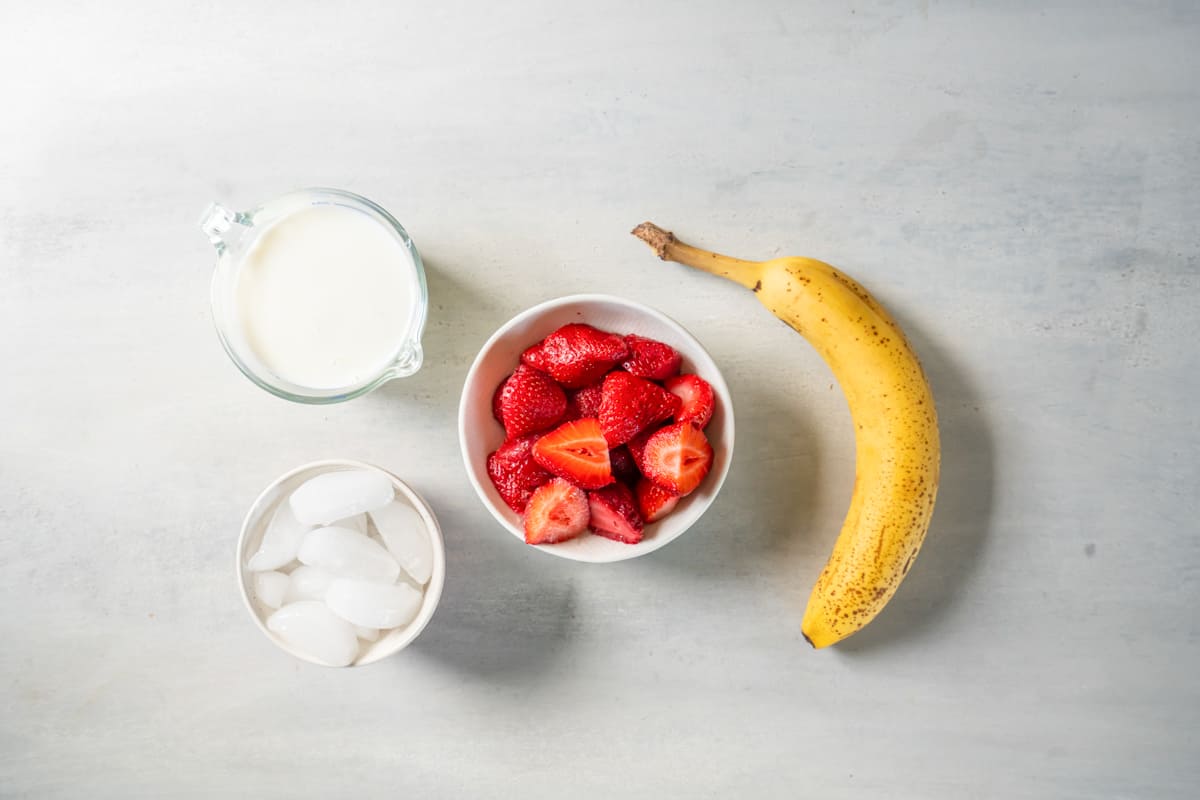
390, 342, 424, 379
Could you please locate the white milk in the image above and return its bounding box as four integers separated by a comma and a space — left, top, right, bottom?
234, 206, 415, 390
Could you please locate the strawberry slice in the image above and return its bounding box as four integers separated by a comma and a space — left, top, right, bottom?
635, 477, 680, 523
609, 445, 640, 486
486, 435, 552, 513
598, 372, 682, 446
524, 478, 590, 545
626, 428, 656, 475
495, 365, 567, 439
640, 422, 714, 496
563, 382, 604, 421
521, 324, 629, 389
587, 483, 644, 544
664, 374, 715, 429
621, 334, 682, 381
492, 382, 505, 424
531, 418, 614, 489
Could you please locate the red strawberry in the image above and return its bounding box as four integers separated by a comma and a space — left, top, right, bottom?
563, 382, 604, 421
598, 372, 682, 446
635, 478, 680, 523
492, 382, 504, 423
640, 422, 714, 496
665, 374, 715, 429
609, 445, 640, 486
524, 478, 590, 545
531, 418, 613, 489
587, 483, 644, 544
626, 428, 656, 474
486, 435, 552, 513
521, 324, 629, 388
495, 365, 567, 439
621, 334, 682, 381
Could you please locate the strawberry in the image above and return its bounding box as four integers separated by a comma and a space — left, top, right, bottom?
524, 478, 590, 545
587, 483, 644, 544
664, 374, 715, 429
563, 382, 604, 421
495, 365, 567, 439
521, 324, 629, 388
640, 421, 714, 496
621, 334, 682, 381
486, 435, 552, 513
626, 428, 656, 474
598, 371, 682, 446
635, 477, 680, 523
492, 382, 505, 424
609, 445, 640, 486
531, 418, 614, 489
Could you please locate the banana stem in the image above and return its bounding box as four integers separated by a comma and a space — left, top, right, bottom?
631, 222, 763, 290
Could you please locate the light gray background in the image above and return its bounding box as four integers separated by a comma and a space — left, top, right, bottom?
2, 1, 1197, 797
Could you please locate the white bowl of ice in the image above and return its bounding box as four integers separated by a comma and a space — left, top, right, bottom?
237, 459, 445, 667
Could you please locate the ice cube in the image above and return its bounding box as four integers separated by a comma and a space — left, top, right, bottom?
370, 501, 434, 585
283, 565, 336, 603
266, 601, 359, 667
325, 578, 423, 630
252, 571, 289, 610
297, 526, 400, 583
335, 513, 368, 535
246, 501, 310, 572
353, 624, 380, 642
289, 470, 394, 526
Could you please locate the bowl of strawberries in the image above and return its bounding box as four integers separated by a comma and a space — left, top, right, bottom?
458, 294, 734, 562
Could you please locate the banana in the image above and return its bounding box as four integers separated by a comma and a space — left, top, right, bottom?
632, 222, 940, 648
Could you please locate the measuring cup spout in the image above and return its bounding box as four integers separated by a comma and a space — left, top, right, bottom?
199, 202, 250, 253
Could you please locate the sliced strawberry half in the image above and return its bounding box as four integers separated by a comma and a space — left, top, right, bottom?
598, 371, 682, 446
495, 365, 567, 440
664, 374, 715, 429
626, 428, 656, 475
521, 324, 629, 389
640, 422, 714, 496
492, 382, 505, 424
531, 418, 613, 490
621, 334, 682, 381
609, 445, 640, 486
635, 477, 680, 523
563, 381, 604, 421
587, 483, 644, 544
486, 434, 552, 513
525, 478, 590, 545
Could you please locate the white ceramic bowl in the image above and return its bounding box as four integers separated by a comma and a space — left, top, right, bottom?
459, 294, 735, 563
237, 459, 446, 666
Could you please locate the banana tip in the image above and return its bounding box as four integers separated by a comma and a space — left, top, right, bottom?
801, 630, 816, 649
631, 221, 674, 260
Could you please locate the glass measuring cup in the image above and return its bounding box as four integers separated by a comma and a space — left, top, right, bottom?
199, 188, 427, 403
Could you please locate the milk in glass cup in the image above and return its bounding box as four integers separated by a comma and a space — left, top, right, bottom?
199, 188, 427, 403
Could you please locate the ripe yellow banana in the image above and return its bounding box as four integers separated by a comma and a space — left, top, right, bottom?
632, 222, 940, 648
